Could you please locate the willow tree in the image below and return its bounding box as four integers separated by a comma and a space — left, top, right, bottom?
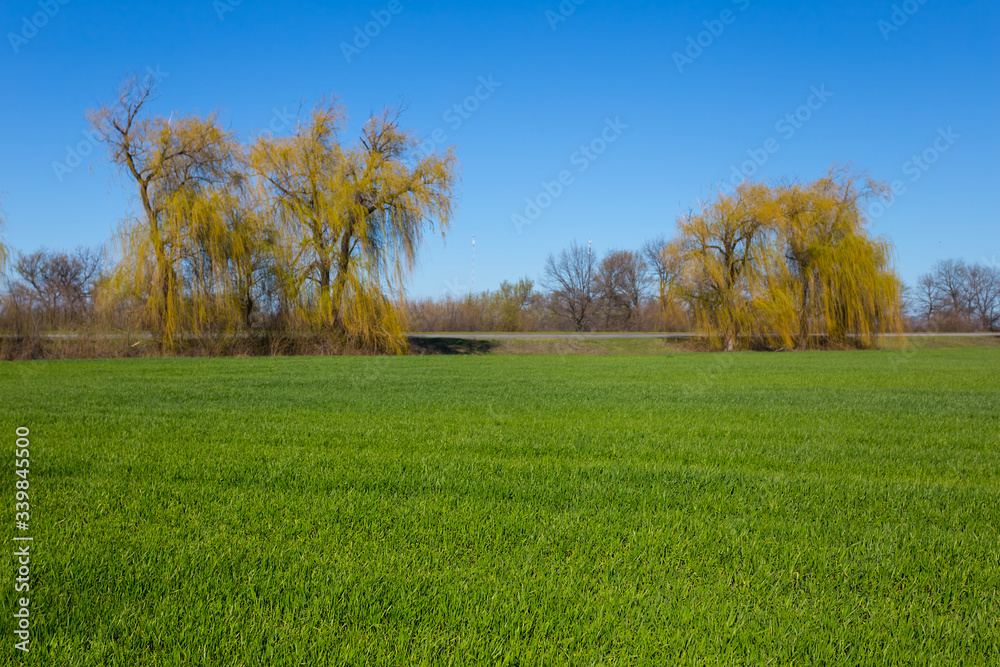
668, 172, 904, 350
165, 172, 275, 332
778, 168, 903, 348
88, 77, 241, 348
671, 182, 790, 350
252, 102, 457, 353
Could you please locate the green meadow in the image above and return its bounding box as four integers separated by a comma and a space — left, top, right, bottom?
2, 346, 999, 665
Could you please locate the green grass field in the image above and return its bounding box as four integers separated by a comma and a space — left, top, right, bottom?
2, 347, 999, 665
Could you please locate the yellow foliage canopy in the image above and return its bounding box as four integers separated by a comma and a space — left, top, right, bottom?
664, 168, 904, 350
89, 79, 458, 353
251, 102, 457, 353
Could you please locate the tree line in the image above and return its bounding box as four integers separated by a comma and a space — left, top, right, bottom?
410, 249, 998, 341
414, 167, 922, 350
912, 259, 1000, 332
1, 80, 994, 357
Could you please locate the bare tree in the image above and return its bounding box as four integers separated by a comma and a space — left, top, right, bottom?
934, 259, 971, 322
643, 236, 688, 331
966, 263, 1000, 331
643, 236, 671, 299
912, 273, 940, 325
12, 247, 102, 328
595, 249, 649, 330
543, 241, 596, 331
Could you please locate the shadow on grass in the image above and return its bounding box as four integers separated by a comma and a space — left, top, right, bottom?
407, 337, 499, 355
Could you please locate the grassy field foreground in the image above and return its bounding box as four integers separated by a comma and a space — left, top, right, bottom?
2, 348, 999, 665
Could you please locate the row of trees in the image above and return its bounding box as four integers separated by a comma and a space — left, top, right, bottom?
410, 247, 999, 341
407, 266, 667, 334
1, 79, 991, 354
82, 77, 457, 353
912, 259, 1000, 331
476, 167, 904, 350
3, 247, 102, 332
3, 236, 988, 345
413, 168, 920, 349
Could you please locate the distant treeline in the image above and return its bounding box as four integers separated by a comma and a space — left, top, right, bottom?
1, 80, 995, 359
2, 242, 990, 355
407, 254, 1000, 337
416, 167, 919, 351
909, 258, 1000, 332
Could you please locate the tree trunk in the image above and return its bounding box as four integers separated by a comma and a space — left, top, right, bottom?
147, 216, 173, 351
797, 277, 810, 351
330, 223, 354, 333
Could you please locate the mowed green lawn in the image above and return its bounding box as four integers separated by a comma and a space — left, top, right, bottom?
2, 348, 999, 665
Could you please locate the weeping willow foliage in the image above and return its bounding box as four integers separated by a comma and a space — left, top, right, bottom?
163, 178, 274, 333
105, 138, 246, 346
668, 170, 904, 350
778, 167, 903, 348
89, 78, 242, 349
251, 101, 457, 353
103, 166, 278, 347
672, 182, 788, 350
89, 79, 458, 354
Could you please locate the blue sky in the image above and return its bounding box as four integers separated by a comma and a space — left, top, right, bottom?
2, 0, 997, 298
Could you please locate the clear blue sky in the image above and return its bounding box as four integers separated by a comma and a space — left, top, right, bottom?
2, 0, 997, 298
